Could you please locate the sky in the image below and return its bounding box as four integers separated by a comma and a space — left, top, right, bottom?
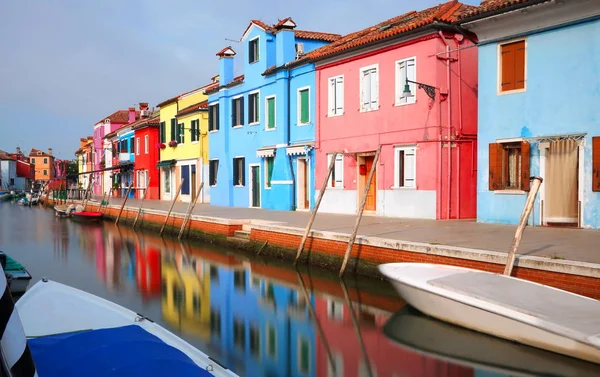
0, 0, 478, 160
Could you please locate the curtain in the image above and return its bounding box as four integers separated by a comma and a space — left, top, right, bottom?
545, 139, 578, 223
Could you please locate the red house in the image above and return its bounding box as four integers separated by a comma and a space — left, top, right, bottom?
131, 111, 160, 199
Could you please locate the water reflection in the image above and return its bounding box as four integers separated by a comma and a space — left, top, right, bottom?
2, 203, 598, 377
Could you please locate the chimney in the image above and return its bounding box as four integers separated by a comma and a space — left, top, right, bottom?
16, 147, 21, 155
139, 102, 149, 118
128, 107, 136, 123
217, 47, 235, 86
275, 17, 297, 67
48, 148, 53, 156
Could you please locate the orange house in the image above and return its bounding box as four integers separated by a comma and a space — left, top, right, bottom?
29, 148, 55, 182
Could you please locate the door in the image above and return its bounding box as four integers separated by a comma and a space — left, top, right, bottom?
364, 156, 376, 211
251, 166, 260, 208
302, 160, 309, 209
181, 165, 190, 196
544, 139, 579, 226
191, 165, 197, 202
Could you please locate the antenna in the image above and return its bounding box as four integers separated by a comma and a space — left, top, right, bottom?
225, 38, 241, 43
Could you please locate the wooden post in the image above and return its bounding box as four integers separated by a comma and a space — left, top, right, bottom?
340, 279, 374, 377
160, 179, 184, 236
115, 182, 134, 225
178, 182, 204, 239
504, 176, 543, 276
257, 241, 268, 255
97, 193, 106, 212
294, 152, 338, 265
103, 189, 113, 214
133, 176, 151, 229
339, 145, 381, 277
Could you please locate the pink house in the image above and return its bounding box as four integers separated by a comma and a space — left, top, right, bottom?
309, 1, 478, 219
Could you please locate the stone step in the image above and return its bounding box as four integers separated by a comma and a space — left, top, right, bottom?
242, 224, 252, 231
234, 230, 250, 240
227, 236, 250, 244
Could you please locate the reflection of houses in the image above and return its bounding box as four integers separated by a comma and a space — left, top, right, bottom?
135, 245, 161, 299
315, 296, 473, 377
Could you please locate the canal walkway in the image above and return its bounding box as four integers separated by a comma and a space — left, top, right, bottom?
90, 196, 600, 266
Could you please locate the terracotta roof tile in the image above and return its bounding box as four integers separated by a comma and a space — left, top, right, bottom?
273, 17, 295, 29
131, 113, 161, 130
95, 109, 132, 125
205, 75, 245, 94
294, 30, 341, 42
157, 82, 213, 108
457, 0, 548, 20
176, 100, 209, 117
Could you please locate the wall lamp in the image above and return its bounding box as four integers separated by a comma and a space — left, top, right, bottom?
402, 78, 437, 100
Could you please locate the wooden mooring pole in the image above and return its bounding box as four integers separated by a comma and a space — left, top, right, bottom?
339, 145, 381, 277
103, 189, 113, 214
294, 152, 338, 265
160, 179, 184, 236
133, 177, 151, 229
504, 176, 543, 276
178, 182, 204, 239
115, 182, 134, 225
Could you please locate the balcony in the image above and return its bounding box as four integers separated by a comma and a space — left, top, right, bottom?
119, 152, 134, 162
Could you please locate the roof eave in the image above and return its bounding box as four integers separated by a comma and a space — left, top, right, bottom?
458, 0, 552, 25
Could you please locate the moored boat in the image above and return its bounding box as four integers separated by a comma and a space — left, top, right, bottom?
15, 278, 238, 377
70, 211, 103, 222
0, 192, 13, 201
378, 263, 600, 364
0, 251, 33, 294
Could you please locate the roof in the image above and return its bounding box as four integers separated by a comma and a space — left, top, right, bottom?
156, 82, 213, 108
176, 100, 209, 117
29, 148, 53, 157
240, 18, 342, 42
457, 0, 550, 21
294, 30, 341, 42
204, 75, 245, 95
95, 110, 135, 125
29, 324, 213, 377
131, 113, 161, 130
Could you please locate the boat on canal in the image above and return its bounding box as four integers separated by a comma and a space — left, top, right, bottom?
0, 191, 14, 201
15, 277, 238, 377
0, 251, 32, 294
378, 263, 600, 364
70, 211, 104, 222
384, 305, 600, 376
54, 203, 74, 217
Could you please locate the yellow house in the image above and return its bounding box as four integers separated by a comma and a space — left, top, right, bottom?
157, 82, 213, 203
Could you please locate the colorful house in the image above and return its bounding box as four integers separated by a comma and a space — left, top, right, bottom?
116, 111, 136, 198
306, 2, 478, 219
459, 0, 600, 228
131, 109, 160, 200
74, 137, 93, 189
157, 85, 211, 203
0, 151, 28, 190
206, 18, 340, 210
29, 148, 55, 183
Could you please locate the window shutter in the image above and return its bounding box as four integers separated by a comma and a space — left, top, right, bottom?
267, 158, 274, 186
267, 98, 275, 128
232, 99, 237, 126
208, 108, 213, 131
520, 141, 531, 191
240, 158, 246, 186
404, 148, 415, 187
514, 41, 526, 90
240, 97, 245, 126
488, 143, 503, 190
371, 69, 378, 108
176, 123, 181, 143
334, 155, 343, 187
407, 59, 416, 103
249, 42, 254, 63
170, 119, 176, 141
248, 95, 255, 123
335, 77, 344, 113
160, 122, 165, 143
329, 79, 335, 114
232, 158, 238, 186
216, 104, 220, 130
300, 90, 309, 123
501, 43, 516, 91
361, 71, 370, 107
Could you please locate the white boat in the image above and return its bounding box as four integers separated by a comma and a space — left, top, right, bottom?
15, 278, 239, 377
378, 263, 600, 364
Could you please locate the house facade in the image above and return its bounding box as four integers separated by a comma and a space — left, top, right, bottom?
459, 0, 600, 228
75, 137, 93, 189
29, 148, 55, 183
157, 86, 210, 202
117, 120, 135, 198
132, 112, 161, 200
309, 1, 478, 219
206, 18, 340, 210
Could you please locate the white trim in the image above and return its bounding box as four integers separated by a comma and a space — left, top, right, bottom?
327, 75, 344, 116
209, 100, 219, 106
144, 135, 149, 154
296, 86, 311, 125
249, 163, 261, 208
496, 137, 524, 143
271, 180, 293, 185
232, 94, 244, 99
395, 56, 417, 106
248, 36, 260, 64
248, 90, 260, 125
497, 37, 528, 96
175, 158, 197, 166
136, 137, 140, 155
256, 148, 275, 158
265, 95, 276, 131
393, 145, 417, 188
241, 23, 266, 42
359, 64, 379, 112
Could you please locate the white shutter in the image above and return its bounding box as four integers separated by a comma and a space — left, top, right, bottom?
398, 61, 407, 104
407, 59, 416, 104
370, 68, 378, 108
361, 71, 370, 108
404, 148, 416, 187
329, 79, 335, 114
335, 77, 344, 114
334, 154, 344, 187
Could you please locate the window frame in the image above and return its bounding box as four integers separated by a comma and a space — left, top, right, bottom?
328, 75, 344, 116
136, 137, 140, 155
248, 90, 260, 125
248, 36, 260, 64
209, 159, 219, 187
297, 86, 310, 125
208, 102, 220, 132
327, 153, 344, 189
144, 135, 149, 154
265, 95, 276, 131
488, 140, 531, 192
359, 64, 379, 112
497, 38, 527, 95
190, 119, 200, 143
393, 145, 417, 189
159, 121, 166, 143
233, 156, 245, 187
232, 95, 244, 128
395, 56, 417, 106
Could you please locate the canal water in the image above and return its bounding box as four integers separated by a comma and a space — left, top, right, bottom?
0, 202, 598, 377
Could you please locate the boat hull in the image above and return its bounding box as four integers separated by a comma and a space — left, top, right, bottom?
71, 211, 103, 222
381, 263, 600, 364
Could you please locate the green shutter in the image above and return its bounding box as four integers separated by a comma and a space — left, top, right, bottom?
267, 158, 273, 187
300, 89, 309, 124
300, 338, 309, 372
267, 97, 275, 129
268, 325, 276, 356
160, 122, 165, 143
170, 119, 176, 142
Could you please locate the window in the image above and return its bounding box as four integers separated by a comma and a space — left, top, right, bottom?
264, 157, 274, 188
43, 158, 48, 164
297, 336, 310, 374
210, 309, 221, 338
163, 169, 171, 194
31, 158, 35, 164
250, 324, 260, 358
136, 137, 140, 155
266, 323, 277, 358
499, 40, 526, 93
360, 65, 379, 111
248, 92, 259, 124
327, 299, 344, 321
170, 118, 176, 141
233, 318, 245, 350
488, 141, 531, 191
249, 37, 259, 63
129, 138, 134, 153
208, 104, 219, 131
328, 76, 344, 116
593, 137, 600, 192
298, 87, 310, 124
328, 353, 344, 377
190, 119, 200, 142
144, 135, 149, 154
137, 170, 147, 188
43, 169, 47, 176
160, 121, 166, 143
234, 270, 246, 292
396, 57, 416, 105
232, 97, 244, 127
265, 96, 276, 130
327, 154, 344, 188
209, 265, 219, 281
209, 160, 219, 186
176, 123, 184, 144
233, 157, 245, 186
394, 146, 416, 188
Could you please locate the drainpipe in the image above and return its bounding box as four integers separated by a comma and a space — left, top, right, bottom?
438, 31, 452, 220
286, 68, 297, 210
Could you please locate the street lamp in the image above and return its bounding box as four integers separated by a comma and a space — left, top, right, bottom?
402, 78, 437, 100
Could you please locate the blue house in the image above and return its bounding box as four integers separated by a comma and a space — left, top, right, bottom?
117, 126, 135, 198
460, 0, 600, 229
206, 18, 340, 210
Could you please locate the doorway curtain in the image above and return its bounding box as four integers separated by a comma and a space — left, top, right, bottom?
545, 139, 578, 224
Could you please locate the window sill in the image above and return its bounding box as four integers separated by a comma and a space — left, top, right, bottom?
191, 141, 199, 145
327, 186, 344, 190
234, 185, 245, 188
497, 88, 526, 96
249, 122, 260, 126
493, 189, 526, 195
264, 187, 271, 190
394, 100, 416, 107
265, 127, 276, 132
209, 129, 219, 133
233, 125, 243, 129
327, 113, 344, 118
210, 184, 217, 187
297, 122, 311, 127
359, 107, 379, 113
390, 186, 416, 190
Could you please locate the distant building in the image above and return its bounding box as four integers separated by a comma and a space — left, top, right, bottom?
74, 137, 93, 189
29, 148, 55, 182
